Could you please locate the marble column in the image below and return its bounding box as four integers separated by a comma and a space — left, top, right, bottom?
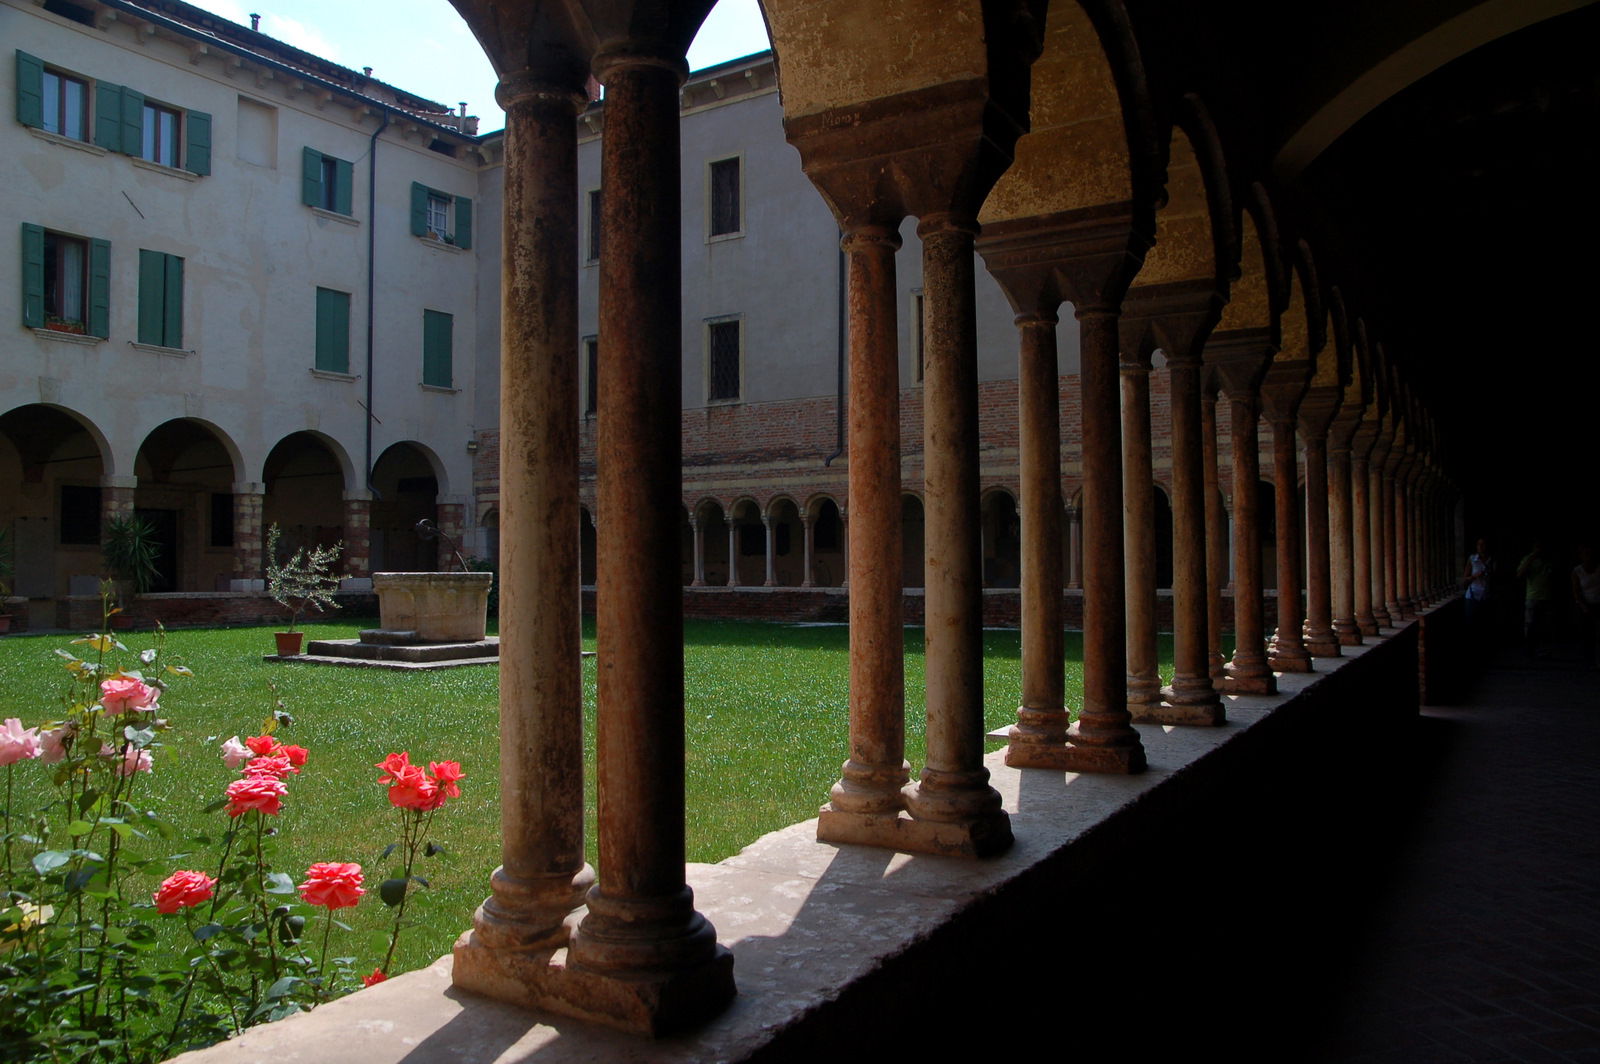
1224, 394, 1276, 692
1265, 417, 1312, 671
1395, 453, 1414, 619
1381, 435, 1401, 624
762, 512, 776, 587
1010, 311, 1069, 755
1066, 502, 1083, 589
1120, 351, 1162, 717
1352, 425, 1378, 635
902, 212, 1010, 855
800, 511, 814, 587
1368, 430, 1392, 629
453, 71, 594, 993
725, 519, 738, 587
566, 46, 734, 1022
1328, 422, 1362, 645
690, 513, 705, 586
1201, 382, 1229, 681
1300, 430, 1340, 657
817, 223, 911, 845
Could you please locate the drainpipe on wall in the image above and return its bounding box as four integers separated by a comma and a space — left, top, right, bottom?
824, 243, 846, 466
364, 110, 390, 496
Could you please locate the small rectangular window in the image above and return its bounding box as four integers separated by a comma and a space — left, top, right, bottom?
707, 318, 741, 403
42, 69, 88, 140
302, 147, 353, 214
584, 336, 599, 414
60, 484, 101, 545
423, 309, 453, 388
409, 182, 471, 247
142, 102, 180, 167
22, 224, 108, 337
45, 233, 87, 327
426, 193, 450, 238
709, 157, 741, 237
315, 288, 351, 373
586, 189, 602, 262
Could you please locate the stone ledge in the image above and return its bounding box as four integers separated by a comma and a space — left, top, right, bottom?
168, 609, 1440, 1063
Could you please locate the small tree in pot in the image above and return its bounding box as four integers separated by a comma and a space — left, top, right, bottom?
265, 523, 344, 655
102, 515, 161, 626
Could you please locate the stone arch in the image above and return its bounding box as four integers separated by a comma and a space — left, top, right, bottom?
1216, 185, 1286, 340
806, 494, 845, 588
901, 492, 925, 590
482, 507, 501, 567
579, 506, 597, 586
980, 487, 1020, 588
132, 418, 246, 592
263, 431, 349, 575
766, 495, 804, 586
0, 403, 111, 598
694, 498, 730, 587
728, 497, 764, 587
370, 441, 442, 572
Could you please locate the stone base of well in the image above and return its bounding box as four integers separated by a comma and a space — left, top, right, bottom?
372, 572, 492, 643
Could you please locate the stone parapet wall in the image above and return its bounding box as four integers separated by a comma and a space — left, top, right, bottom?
58, 592, 378, 632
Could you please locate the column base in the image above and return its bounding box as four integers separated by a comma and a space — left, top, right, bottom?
817, 805, 1012, 857
1010, 706, 1071, 746
1333, 619, 1363, 646
1223, 661, 1277, 695
1005, 732, 1147, 774
1268, 638, 1314, 673
1304, 627, 1343, 657
1136, 692, 1225, 727
452, 929, 735, 1038
1125, 673, 1162, 711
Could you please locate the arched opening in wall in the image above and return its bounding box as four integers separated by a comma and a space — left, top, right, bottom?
263, 432, 346, 574
371, 443, 439, 572
768, 497, 803, 586
902, 494, 925, 589
808, 497, 844, 587
680, 507, 694, 586
981, 489, 1020, 588
482, 508, 500, 566
133, 419, 240, 592
1154, 484, 1174, 590
579, 507, 597, 586
696, 501, 729, 586
1258, 478, 1278, 590
729, 499, 764, 587
0, 404, 107, 599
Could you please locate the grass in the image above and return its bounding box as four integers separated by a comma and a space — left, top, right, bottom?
0, 618, 1177, 978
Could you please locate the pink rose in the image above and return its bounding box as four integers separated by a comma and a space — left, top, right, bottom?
153, 870, 216, 914
297, 862, 365, 910
118, 746, 153, 777
220, 736, 250, 769
39, 725, 71, 765
242, 755, 293, 779
100, 677, 159, 715
225, 776, 287, 817
0, 719, 42, 766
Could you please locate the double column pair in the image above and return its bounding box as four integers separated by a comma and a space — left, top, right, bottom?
452, 53, 733, 1035
816, 214, 1012, 858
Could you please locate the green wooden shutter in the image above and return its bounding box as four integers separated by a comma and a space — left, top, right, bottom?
422, 309, 452, 387
334, 157, 353, 216
16, 52, 44, 128
301, 147, 323, 206
410, 182, 428, 237
315, 288, 350, 373
120, 88, 144, 156
94, 83, 123, 149
163, 254, 183, 348
454, 195, 472, 249
137, 249, 164, 344
184, 110, 211, 175
88, 238, 111, 339
21, 223, 45, 329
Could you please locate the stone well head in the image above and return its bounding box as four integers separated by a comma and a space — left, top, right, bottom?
372, 571, 493, 643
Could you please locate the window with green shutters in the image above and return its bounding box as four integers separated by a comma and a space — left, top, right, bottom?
422, 309, 453, 388
17, 50, 210, 174
302, 147, 354, 215
315, 288, 351, 372
408, 182, 472, 249
21, 223, 109, 338
137, 249, 184, 349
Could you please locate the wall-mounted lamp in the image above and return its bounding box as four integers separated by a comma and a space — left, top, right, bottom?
465, 439, 480, 455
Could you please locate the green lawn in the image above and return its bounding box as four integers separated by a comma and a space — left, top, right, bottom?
0, 618, 1170, 976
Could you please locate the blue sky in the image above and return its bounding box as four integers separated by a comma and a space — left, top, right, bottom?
184, 0, 772, 133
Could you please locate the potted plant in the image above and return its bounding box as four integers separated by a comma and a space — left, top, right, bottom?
102, 515, 161, 627
265, 523, 344, 655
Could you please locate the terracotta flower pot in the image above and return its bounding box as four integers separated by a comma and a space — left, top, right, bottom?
274, 631, 304, 656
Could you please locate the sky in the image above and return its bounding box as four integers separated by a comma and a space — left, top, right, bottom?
182, 0, 772, 134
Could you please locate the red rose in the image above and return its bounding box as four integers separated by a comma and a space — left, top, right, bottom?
386, 764, 442, 811
245, 734, 280, 757
375, 751, 411, 784
363, 968, 387, 987
153, 870, 216, 914
281, 745, 309, 770
225, 776, 287, 817
297, 862, 365, 910
242, 754, 293, 779
429, 761, 465, 799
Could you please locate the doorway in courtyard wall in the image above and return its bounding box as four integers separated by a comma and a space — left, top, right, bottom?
371, 442, 440, 571
133, 418, 240, 592
0, 404, 108, 600
768, 497, 803, 586
901, 494, 925, 589
980, 488, 1020, 588
808, 497, 844, 587
729, 499, 763, 586
263, 432, 347, 568
696, 500, 729, 585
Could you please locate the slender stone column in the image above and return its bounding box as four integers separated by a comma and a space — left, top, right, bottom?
1368, 433, 1392, 628
232, 483, 266, 590
1009, 311, 1069, 756
1265, 418, 1312, 670
453, 74, 593, 990
1301, 431, 1340, 656
1066, 502, 1082, 589
762, 513, 776, 586
801, 511, 814, 587
902, 213, 1010, 855
1121, 352, 1162, 717
1141, 349, 1221, 724
1394, 455, 1413, 619
1224, 395, 1276, 692
566, 48, 734, 1025
817, 223, 911, 843
1201, 385, 1228, 681
1328, 427, 1361, 645
690, 514, 705, 586
1351, 439, 1376, 636
725, 519, 738, 587
1381, 440, 1401, 624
